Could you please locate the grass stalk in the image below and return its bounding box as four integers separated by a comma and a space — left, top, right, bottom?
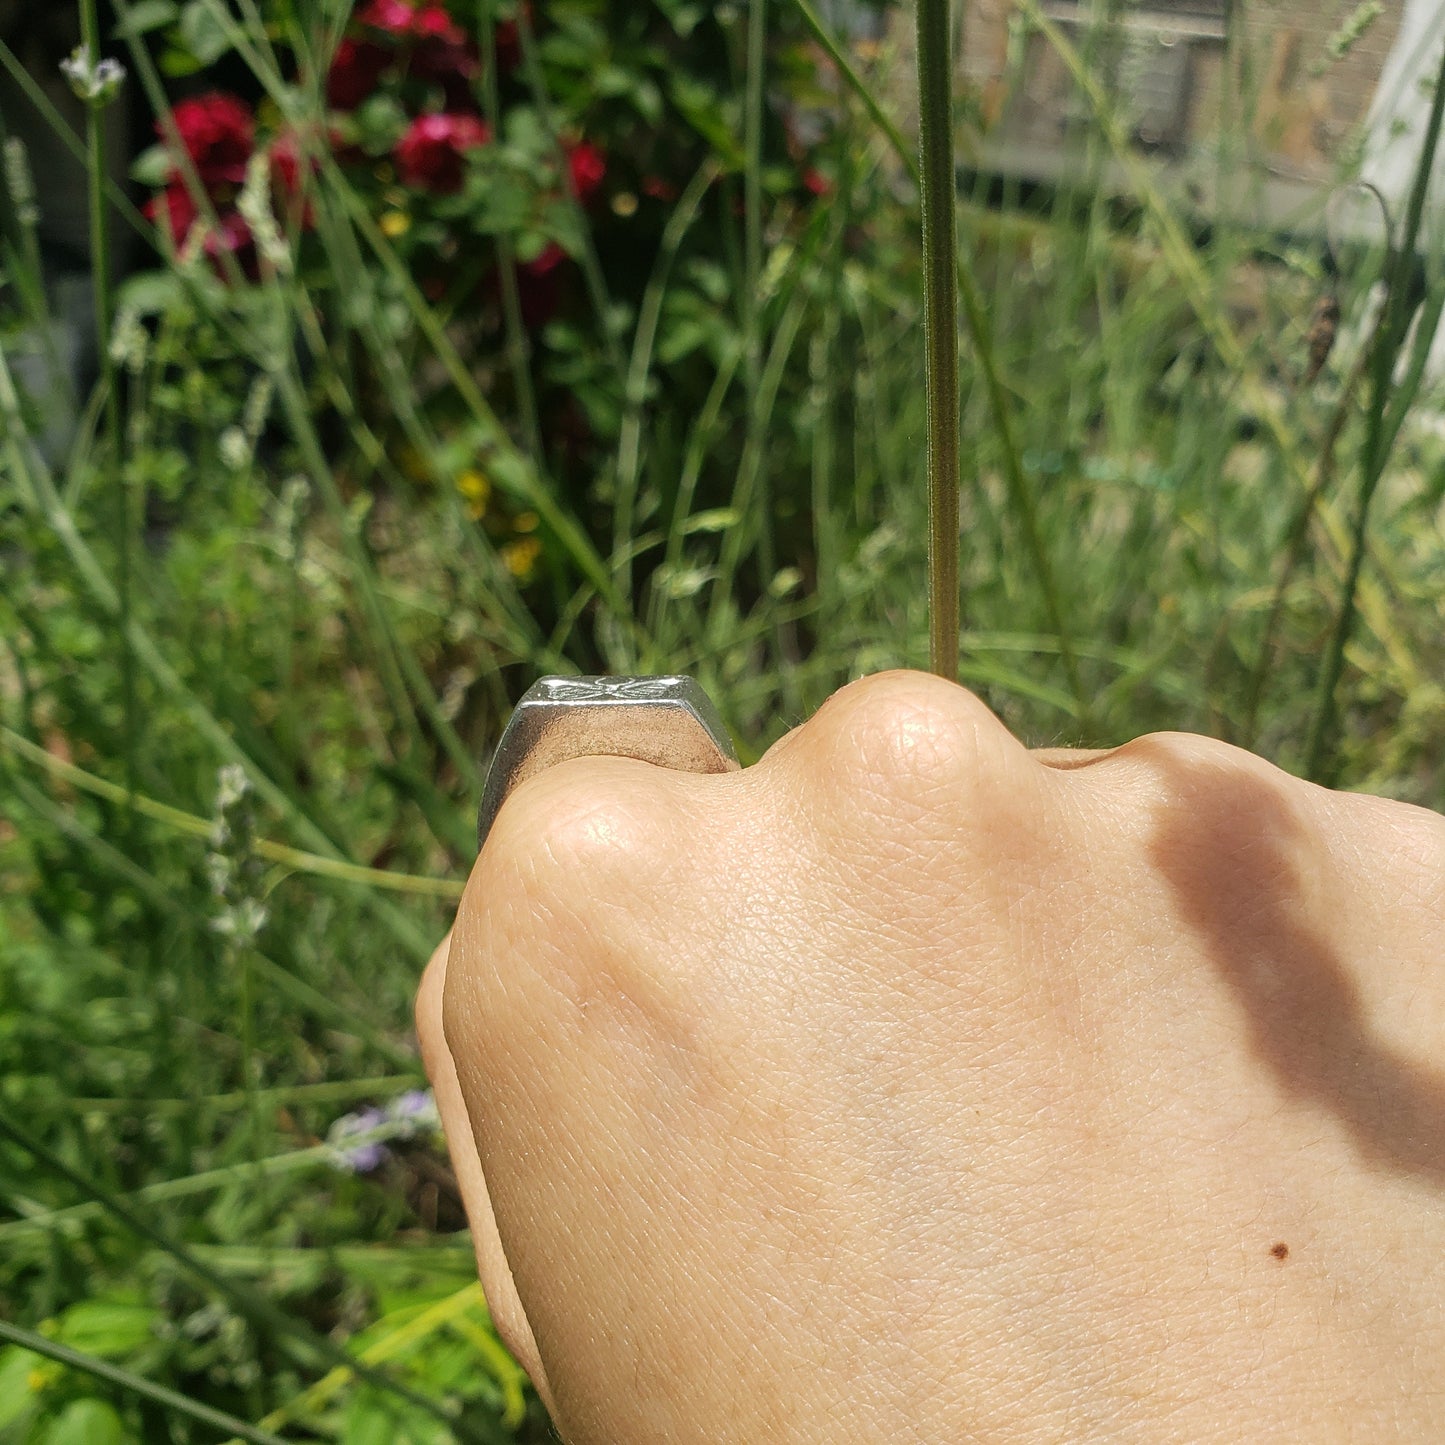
1303, 43, 1445, 780
614, 162, 718, 617
76, 0, 137, 804
915, 0, 960, 682
0, 724, 463, 897
0, 1320, 292, 1445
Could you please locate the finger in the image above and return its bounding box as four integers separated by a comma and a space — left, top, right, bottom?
416, 930, 556, 1413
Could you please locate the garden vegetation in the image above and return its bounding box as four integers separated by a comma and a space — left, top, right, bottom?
2, 0, 1445, 1439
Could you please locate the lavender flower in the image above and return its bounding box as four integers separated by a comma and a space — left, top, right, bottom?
387, 1089, 439, 1137
325, 1106, 391, 1174
324, 1089, 440, 1173
60, 46, 126, 105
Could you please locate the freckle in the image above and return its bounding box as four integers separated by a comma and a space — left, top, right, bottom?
1270, 1242, 1289, 1261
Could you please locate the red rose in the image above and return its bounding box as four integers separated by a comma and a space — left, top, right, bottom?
494, 18, 520, 73
163, 92, 255, 187
269, 132, 317, 230
145, 181, 256, 276
358, 0, 466, 46
565, 140, 606, 205
411, 2, 465, 43
516, 241, 565, 327
327, 37, 389, 110
356, 0, 416, 35
144, 182, 199, 245
394, 112, 490, 193
493, 2, 530, 73
409, 34, 481, 111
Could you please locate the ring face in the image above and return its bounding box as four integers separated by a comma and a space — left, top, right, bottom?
477, 675, 739, 848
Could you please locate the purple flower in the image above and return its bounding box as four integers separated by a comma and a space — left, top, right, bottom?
326, 1106, 391, 1174
387, 1089, 438, 1135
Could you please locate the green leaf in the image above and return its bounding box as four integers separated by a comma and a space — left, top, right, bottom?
158, 45, 203, 77
53, 1298, 155, 1359
668, 74, 744, 167
679, 508, 741, 534
177, 0, 232, 65
129, 143, 172, 188
43, 1398, 127, 1445
353, 94, 409, 154
0, 1346, 43, 1430
112, 0, 178, 37
116, 270, 184, 317
343, 1391, 400, 1445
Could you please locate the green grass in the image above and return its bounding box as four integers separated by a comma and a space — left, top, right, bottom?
3, 1, 1445, 1440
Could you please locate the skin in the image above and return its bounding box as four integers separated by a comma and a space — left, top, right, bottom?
416, 670, 1445, 1443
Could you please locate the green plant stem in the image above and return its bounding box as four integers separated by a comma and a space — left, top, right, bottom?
785, 0, 913, 171
1303, 43, 1445, 780
614, 162, 718, 618
77, 0, 136, 803
476, 0, 542, 464
1240, 336, 1373, 744
744, 0, 766, 409
0, 1320, 292, 1445
915, 0, 960, 682
0, 724, 463, 897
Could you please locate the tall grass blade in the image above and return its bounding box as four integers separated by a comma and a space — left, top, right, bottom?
915, 0, 960, 681
0, 1320, 292, 1445
1304, 43, 1445, 780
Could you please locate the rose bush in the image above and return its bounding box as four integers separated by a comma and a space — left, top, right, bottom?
137, 0, 891, 601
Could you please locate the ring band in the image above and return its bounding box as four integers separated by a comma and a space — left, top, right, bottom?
477, 675, 740, 848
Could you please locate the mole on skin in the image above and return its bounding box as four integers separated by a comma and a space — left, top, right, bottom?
1270, 1242, 1289, 1260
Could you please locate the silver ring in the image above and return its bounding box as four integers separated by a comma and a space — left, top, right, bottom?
477, 676, 739, 849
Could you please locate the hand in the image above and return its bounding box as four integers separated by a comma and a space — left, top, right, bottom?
418, 671, 1445, 1442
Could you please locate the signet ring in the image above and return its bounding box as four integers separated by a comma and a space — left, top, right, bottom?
476, 676, 740, 850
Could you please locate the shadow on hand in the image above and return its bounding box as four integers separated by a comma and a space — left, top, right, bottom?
1145, 757, 1445, 1184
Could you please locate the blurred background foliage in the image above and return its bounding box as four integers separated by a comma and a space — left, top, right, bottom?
3, 0, 1445, 1439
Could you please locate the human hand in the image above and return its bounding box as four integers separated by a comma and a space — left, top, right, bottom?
418, 671, 1445, 1442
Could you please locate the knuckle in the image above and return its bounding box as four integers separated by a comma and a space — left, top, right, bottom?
465, 756, 692, 1019
806, 670, 1026, 811
486, 755, 673, 897
1107, 730, 1295, 810
1101, 731, 1319, 893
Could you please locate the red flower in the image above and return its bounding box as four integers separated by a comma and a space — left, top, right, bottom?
327, 37, 389, 110
411, 2, 465, 43
357, 0, 416, 34
269, 132, 317, 230
565, 140, 606, 205
394, 112, 490, 193
409, 35, 481, 110
144, 182, 199, 246
516, 241, 565, 327
163, 92, 255, 187
641, 174, 678, 202
144, 181, 256, 276
802, 167, 832, 198
358, 0, 466, 46
494, 17, 521, 73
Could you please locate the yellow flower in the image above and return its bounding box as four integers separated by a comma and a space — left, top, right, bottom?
380, 209, 411, 239
456, 468, 491, 519
501, 536, 542, 580
512, 510, 539, 533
